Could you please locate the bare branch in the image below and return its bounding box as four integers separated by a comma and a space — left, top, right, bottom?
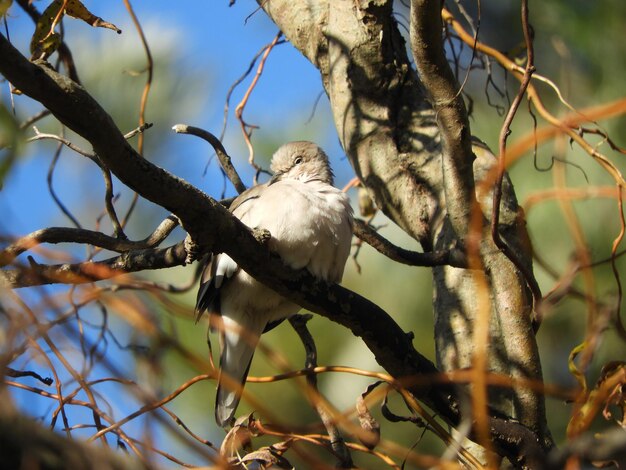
1, 242, 187, 288
28, 130, 95, 160
490, 0, 541, 325
353, 219, 466, 268
172, 124, 247, 194
120, 0, 153, 229
0, 216, 179, 267
289, 315, 353, 467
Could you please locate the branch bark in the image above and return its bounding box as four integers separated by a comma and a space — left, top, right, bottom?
409, 0, 478, 239
0, 216, 178, 267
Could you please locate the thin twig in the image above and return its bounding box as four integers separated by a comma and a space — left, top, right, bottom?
5, 367, 53, 385
87, 374, 212, 442
1, 241, 188, 288
443, 8, 626, 188
29, 129, 126, 237
19, 110, 51, 129
120, 0, 153, 229
234, 32, 282, 181
353, 219, 467, 268
46, 133, 82, 228
490, 0, 542, 327
172, 125, 247, 194
0, 217, 179, 267
289, 314, 353, 468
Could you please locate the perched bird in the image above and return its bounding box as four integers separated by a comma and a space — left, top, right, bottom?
195, 141, 353, 427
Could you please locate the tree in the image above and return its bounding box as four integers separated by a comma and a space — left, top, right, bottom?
1, 1, 625, 468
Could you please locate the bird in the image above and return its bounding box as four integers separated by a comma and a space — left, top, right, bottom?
195, 141, 353, 427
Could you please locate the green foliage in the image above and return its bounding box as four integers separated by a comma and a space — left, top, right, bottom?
0, 103, 23, 188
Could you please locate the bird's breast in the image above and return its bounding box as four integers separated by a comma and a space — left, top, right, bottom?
243, 180, 352, 281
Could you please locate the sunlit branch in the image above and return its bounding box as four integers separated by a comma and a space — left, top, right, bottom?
173, 124, 247, 194
0, 216, 179, 267
119, 0, 153, 231
1, 242, 187, 288
353, 219, 467, 268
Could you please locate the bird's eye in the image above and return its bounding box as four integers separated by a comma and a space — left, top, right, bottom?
294, 156, 303, 165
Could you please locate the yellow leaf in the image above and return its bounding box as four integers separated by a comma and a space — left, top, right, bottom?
64, 0, 121, 34
568, 341, 587, 391
567, 361, 626, 439
30, 0, 65, 59
0, 0, 13, 17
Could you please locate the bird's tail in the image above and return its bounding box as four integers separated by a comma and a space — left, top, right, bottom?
215, 317, 261, 427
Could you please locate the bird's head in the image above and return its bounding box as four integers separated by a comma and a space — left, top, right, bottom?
269, 141, 334, 185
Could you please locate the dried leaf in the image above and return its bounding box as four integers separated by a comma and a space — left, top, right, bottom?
356, 381, 382, 449
220, 413, 256, 458
599, 361, 626, 428
239, 441, 294, 469
30, 0, 120, 60
30, 0, 64, 59
567, 361, 626, 438
64, 0, 121, 33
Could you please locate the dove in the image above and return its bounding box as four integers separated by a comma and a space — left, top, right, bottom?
195, 141, 353, 427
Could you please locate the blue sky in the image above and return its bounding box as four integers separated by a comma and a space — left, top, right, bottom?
2, 1, 354, 238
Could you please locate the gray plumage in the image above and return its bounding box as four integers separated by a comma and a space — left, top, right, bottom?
195, 141, 353, 427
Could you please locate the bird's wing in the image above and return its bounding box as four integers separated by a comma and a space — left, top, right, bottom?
194, 253, 239, 323
194, 184, 268, 323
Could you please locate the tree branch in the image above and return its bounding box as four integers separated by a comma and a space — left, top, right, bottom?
172, 124, 247, 194
1, 242, 188, 288
0, 216, 179, 267
409, 0, 479, 240
0, 414, 146, 470
353, 219, 466, 268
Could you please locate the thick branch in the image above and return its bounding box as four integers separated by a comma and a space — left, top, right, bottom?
409, 0, 478, 238
257, 1, 551, 463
